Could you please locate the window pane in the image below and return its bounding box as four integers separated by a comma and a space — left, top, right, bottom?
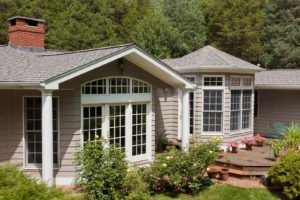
132, 104, 147, 156
83, 106, 102, 142
242, 110, 251, 129
203, 112, 222, 132
231, 77, 241, 86
109, 105, 126, 150
25, 98, 58, 165
82, 79, 106, 94
243, 90, 252, 109
204, 77, 223, 86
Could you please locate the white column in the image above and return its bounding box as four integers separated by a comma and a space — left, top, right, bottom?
177, 89, 183, 140
102, 104, 110, 148
182, 90, 190, 151
125, 103, 132, 160
42, 90, 53, 185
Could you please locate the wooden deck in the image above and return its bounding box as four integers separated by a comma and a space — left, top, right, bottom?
211, 144, 276, 177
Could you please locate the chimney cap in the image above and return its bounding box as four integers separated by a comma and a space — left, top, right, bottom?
7, 16, 45, 23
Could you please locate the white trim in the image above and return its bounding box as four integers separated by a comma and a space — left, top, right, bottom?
41, 90, 54, 185
125, 104, 132, 161
202, 75, 225, 88
173, 66, 262, 74
81, 94, 152, 105
184, 75, 196, 135
181, 90, 190, 150
254, 85, 300, 90
177, 89, 183, 140
43, 47, 195, 90
55, 177, 74, 186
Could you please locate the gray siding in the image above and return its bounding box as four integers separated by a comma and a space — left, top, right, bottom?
254, 90, 300, 137
0, 59, 178, 179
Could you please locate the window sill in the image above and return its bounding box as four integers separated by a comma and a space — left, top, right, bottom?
201, 132, 224, 136
230, 129, 253, 135
23, 165, 59, 170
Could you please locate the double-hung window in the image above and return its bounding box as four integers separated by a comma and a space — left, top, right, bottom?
185, 75, 196, 134
230, 76, 253, 132
24, 97, 58, 167
202, 76, 224, 134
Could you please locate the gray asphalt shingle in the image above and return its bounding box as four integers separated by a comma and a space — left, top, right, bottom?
0, 44, 131, 83
162, 45, 260, 70
255, 69, 300, 86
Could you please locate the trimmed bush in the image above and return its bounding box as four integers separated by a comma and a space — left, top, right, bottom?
268, 151, 300, 199
75, 140, 129, 199
0, 164, 78, 200
144, 139, 220, 194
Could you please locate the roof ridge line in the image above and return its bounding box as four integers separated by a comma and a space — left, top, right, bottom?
39, 43, 133, 57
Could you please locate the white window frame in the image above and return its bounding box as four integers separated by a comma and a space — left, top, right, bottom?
184, 75, 196, 134
201, 75, 225, 135
23, 96, 60, 170
80, 77, 153, 163
230, 76, 254, 134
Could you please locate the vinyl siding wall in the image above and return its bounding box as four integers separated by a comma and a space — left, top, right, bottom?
0, 59, 178, 180
182, 73, 254, 146
254, 90, 300, 137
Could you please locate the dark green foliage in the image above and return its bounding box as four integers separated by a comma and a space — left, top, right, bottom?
268, 152, 300, 199
144, 139, 220, 194
75, 140, 129, 199
0, 164, 79, 200
203, 0, 264, 64
261, 0, 300, 68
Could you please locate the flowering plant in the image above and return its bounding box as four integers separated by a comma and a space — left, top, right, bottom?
241, 137, 254, 145
227, 141, 238, 148
253, 134, 268, 143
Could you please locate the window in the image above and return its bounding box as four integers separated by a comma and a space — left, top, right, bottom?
82, 77, 151, 95
185, 76, 196, 134
203, 90, 223, 132
231, 77, 241, 86
204, 76, 223, 86
230, 91, 241, 131
83, 106, 102, 142
230, 90, 253, 131
132, 104, 147, 156
254, 90, 259, 118
109, 78, 130, 94
109, 105, 126, 150
24, 97, 58, 167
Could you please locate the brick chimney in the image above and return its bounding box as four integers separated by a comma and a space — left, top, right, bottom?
8, 16, 45, 50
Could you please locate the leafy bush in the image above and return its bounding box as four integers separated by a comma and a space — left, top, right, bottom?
268, 152, 300, 199
0, 164, 79, 200
144, 139, 220, 194
75, 140, 129, 200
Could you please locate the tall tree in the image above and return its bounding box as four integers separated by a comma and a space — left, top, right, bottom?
261, 0, 300, 69
159, 0, 207, 56
130, 10, 181, 58
203, 0, 264, 64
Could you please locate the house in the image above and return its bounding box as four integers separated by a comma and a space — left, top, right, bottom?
0, 16, 277, 186
255, 70, 300, 137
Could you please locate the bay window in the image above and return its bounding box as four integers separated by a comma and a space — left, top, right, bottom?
230, 76, 253, 132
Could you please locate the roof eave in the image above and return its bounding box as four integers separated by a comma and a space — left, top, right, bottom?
173, 65, 264, 74
255, 84, 300, 90
0, 82, 42, 90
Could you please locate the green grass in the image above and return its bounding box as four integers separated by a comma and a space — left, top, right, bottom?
152, 184, 281, 200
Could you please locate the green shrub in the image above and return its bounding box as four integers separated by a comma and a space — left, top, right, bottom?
268, 152, 300, 199
144, 139, 220, 194
75, 140, 129, 200
282, 123, 300, 151
0, 164, 78, 200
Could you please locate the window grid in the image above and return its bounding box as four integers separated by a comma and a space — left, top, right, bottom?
132, 104, 147, 156
25, 97, 58, 165
82, 79, 106, 94
132, 79, 151, 93
231, 77, 241, 86
83, 106, 102, 142
203, 90, 223, 132
243, 78, 252, 86
109, 105, 126, 150
230, 91, 241, 131
203, 77, 223, 86
230, 90, 252, 131
82, 77, 151, 95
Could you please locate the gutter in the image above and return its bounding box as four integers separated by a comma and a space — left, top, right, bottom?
173, 65, 264, 74
255, 85, 300, 90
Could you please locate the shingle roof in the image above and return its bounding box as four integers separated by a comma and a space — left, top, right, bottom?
0, 44, 131, 83
162, 45, 260, 71
255, 69, 300, 86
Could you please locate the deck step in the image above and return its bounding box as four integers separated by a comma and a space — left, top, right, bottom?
210, 165, 268, 176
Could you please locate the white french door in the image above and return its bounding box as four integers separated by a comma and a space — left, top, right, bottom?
82, 102, 151, 162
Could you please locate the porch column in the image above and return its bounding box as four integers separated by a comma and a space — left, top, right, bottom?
181, 89, 190, 150
42, 90, 53, 185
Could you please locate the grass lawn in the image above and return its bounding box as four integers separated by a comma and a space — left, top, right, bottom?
153, 184, 281, 200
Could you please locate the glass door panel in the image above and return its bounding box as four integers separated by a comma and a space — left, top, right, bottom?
109, 105, 126, 150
